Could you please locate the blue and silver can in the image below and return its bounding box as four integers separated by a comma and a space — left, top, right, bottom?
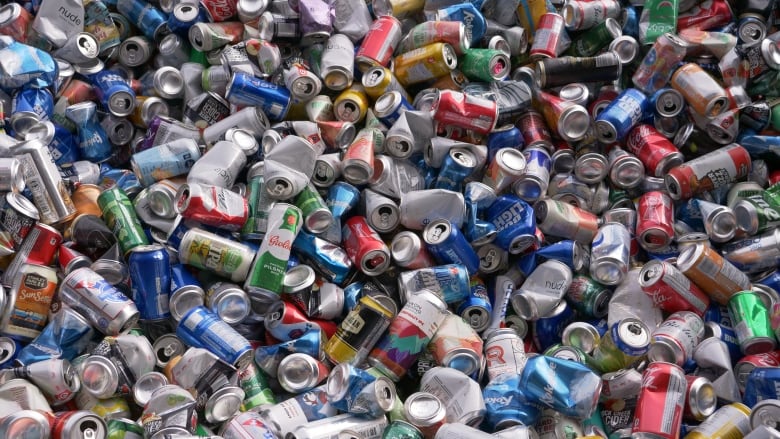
10, 86, 53, 136
486, 194, 537, 254
130, 138, 201, 187
292, 229, 353, 285
167, 3, 206, 37
487, 125, 524, 164
743, 367, 780, 407
14, 307, 94, 365
594, 88, 648, 144
434, 147, 478, 192
422, 218, 480, 275
326, 363, 395, 417
0, 336, 20, 368
520, 355, 602, 418
116, 0, 168, 41
89, 69, 137, 117
397, 264, 471, 304
483, 374, 542, 429
48, 122, 81, 165
457, 277, 493, 333
533, 299, 577, 351
65, 101, 113, 163
536, 239, 588, 273
177, 305, 254, 367
128, 244, 172, 320
374, 90, 414, 127
435, 2, 487, 42
513, 146, 551, 203
226, 72, 291, 121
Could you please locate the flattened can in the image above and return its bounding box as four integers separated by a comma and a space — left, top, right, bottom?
665, 143, 752, 200
130, 138, 201, 187
176, 306, 253, 367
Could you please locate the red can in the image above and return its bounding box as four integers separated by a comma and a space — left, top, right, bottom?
0, 3, 32, 44
530, 13, 567, 59
175, 183, 249, 231
665, 143, 752, 200
516, 110, 554, 152
632, 362, 687, 439
677, 0, 733, 31
47, 410, 106, 439
735, 350, 780, 392
264, 300, 338, 343
1, 222, 62, 286
639, 259, 710, 317
636, 191, 675, 252
625, 124, 685, 177
356, 15, 403, 72
200, 0, 238, 22
342, 215, 392, 276
432, 89, 499, 135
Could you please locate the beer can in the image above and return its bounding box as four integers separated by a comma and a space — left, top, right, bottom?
562, 0, 621, 31
432, 89, 498, 136
534, 198, 600, 244
728, 290, 776, 355
130, 138, 201, 187
590, 222, 630, 286
175, 183, 249, 232
97, 185, 149, 256
594, 87, 647, 144
403, 392, 447, 438
177, 306, 253, 367
684, 403, 751, 439
676, 242, 752, 305
394, 42, 458, 86
484, 328, 527, 380
88, 69, 136, 118
422, 219, 480, 275
665, 143, 752, 200
226, 72, 291, 121
59, 267, 139, 336
321, 34, 355, 91
178, 228, 255, 282
429, 313, 483, 376
648, 311, 705, 366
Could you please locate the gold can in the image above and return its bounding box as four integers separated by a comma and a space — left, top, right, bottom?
670, 63, 729, 118
324, 294, 396, 365
393, 42, 458, 86
517, 0, 554, 42
334, 84, 370, 124
676, 242, 752, 305
362, 66, 410, 101
373, 0, 426, 19
70, 184, 104, 217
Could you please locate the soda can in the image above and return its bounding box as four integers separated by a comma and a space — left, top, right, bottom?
733, 194, 780, 236
422, 219, 480, 275
632, 362, 686, 438
511, 259, 573, 321
635, 191, 674, 252
177, 306, 253, 367
287, 413, 388, 439
394, 43, 458, 87
647, 311, 705, 366
174, 183, 249, 232
0, 3, 33, 44
398, 20, 470, 55
360, 188, 398, 235
226, 72, 291, 121
419, 366, 486, 426
677, 242, 752, 305
88, 69, 136, 118
484, 328, 527, 380
218, 410, 275, 438
356, 15, 403, 72
429, 313, 483, 376
685, 403, 751, 439
665, 143, 752, 200
625, 124, 685, 177
530, 13, 568, 59
639, 259, 710, 316
178, 228, 255, 283
590, 222, 630, 286
534, 198, 600, 244
594, 88, 647, 144
0, 192, 38, 251
566, 275, 611, 319
46, 410, 107, 438
362, 66, 409, 103
670, 63, 729, 117
562, 0, 621, 31
632, 33, 689, 95
0, 264, 58, 342
106, 418, 144, 439
342, 215, 392, 276
728, 290, 776, 355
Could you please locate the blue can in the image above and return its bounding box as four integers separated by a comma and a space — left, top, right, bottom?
520, 355, 602, 418
755, 270, 780, 295
15, 307, 94, 365
177, 306, 253, 366
437, 2, 487, 42
10, 86, 53, 135
422, 218, 481, 275
486, 126, 524, 164
116, 0, 168, 40
398, 264, 471, 304
536, 240, 587, 273
325, 363, 379, 414
167, 3, 206, 37
0, 336, 20, 368
621, 5, 640, 40
594, 88, 648, 143
533, 300, 576, 351
89, 69, 137, 117
464, 202, 498, 246
129, 138, 201, 187
457, 278, 493, 333
326, 182, 361, 220
483, 374, 542, 429
342, 282, 365, 315
703, 304, 741, 362
0, 39, 59, 91
65, 101, 113, 163
129, 244, 172, 320
226, 73, 291, 121
170, 263, 200, 291
374, 90, 414, 127
675, 198, 705, 232
434, 148, 478, 192
292, 230, 353, 284
255, 327, 321, 374
743, 367, 780, 407
486, 194, 537, 254
48, 122, 81, 165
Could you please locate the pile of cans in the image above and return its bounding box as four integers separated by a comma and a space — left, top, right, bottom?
4, 0, 780, 437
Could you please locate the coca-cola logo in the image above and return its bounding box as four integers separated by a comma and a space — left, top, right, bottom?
268, 235, 291, 250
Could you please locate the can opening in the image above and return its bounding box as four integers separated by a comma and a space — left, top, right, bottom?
378, 206, 394, 218
80, 420, 98, 436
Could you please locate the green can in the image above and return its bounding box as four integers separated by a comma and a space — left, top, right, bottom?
238, 361, 276, 411
459, 48, 511, 82
733, 194, 780, 235
382, 420, 424, 439
295, 182, 334, 234
728, 290, 777, 355
241, 163, 275, 242
107, 418, 144, 439
566, 275, 612, 318
97, 186, 149, 256
566, 18, 623, 57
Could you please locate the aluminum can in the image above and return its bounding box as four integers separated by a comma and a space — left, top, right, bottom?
391, 231, 435, 270
325, 294, 396, 365
457, 278, 492, 332
432, 89, 498, 136
459, 48, 510, 82
219, 411, 276, 438
632, 362, 687, 439
175, 183, 249, 231
434, 147, 477, 192
636, 191, 674, 252
59, 267, 139, 336
106, 418, 144, 439
732, 192, 780, 237
403, 392, 447, 438
639, 259, 710, 316
394, 43, 458, 86
130, 138, 200, 187
326, 363, 396, 417
648, 311, 705, 366
397, 20, 469, 55
1, 222, 61, 287
287, 413, 388, 439
128, 244, 171, 321
676, 242, 752, 305
594, 88, 647, 143
320, 34, 355, 91
226, 72, 291, 121
188, 140, 247, 189
482, 148, 526, 194
88, 69, 136, 118
369, 291, 448, 381
374, 91, 414, 127
589, 223, 630, 286
0, 3, 33, 44
15, 307, 93, 366
566, 275, 611, 319
729, 290, 776, 355
176, 306, 253, 367
13, 139, 76, 225
625, 124, 685, 177
534, 198, 599, 243
397, 264, 471, 304
484, 328, 527, 380
342, 128, 380, 185
486, 195, 536, 254
80, 333, 155, 400
420, 366, 486, 426
512, 260, 573, 321
670, 63, 729, 117
47, 410, 107, 439
535, 52, 621, 89
0, 410, 49, 439
383, 420, 423, 439
362, 66, 409, 102
356, 15, 403, 72
722, 228, 780, 274
116, 0, 167, 40
98, 185, 149, 256
182, 91, 231, 130
422, 219, 479, 275
512, 146, 551, 202
11, 87, 53, 136
665, 143, 752, 200
429, 313, 483, 376
530, 13, 568, 59
632, 33, 689, 95
0, 264, 58, 342
342, 215, 392, 276
685, 403, 751, 439
562, 0, 621, 30
521, 355, 601, 418
178, 228, 254, 282
607, 146, 644, 189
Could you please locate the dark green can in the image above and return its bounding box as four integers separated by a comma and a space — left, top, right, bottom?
459, 48, 511, 82
567, 18, 623, 57
566, 274, 612, 318
241, 163, 274, 242
382, 420, 424, 439
727, 290, 777, 355
97, 186, 148, 256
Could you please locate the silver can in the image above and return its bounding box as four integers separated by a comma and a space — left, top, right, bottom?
420, 367, 485, 427
205, 281, 251, 325
399, 189, 466, 231
511, 259, 573, 321
263, 135, 318, 200
59, 267, 139, 336
484, 328, 527, 380
187, 140, 248, 189
647, 311, 705, 366
80, 333, 155, 399
0, 410, 50, 439
12, 139, 76, 225
287, 413, 388, 439
321, 34, 355, 91
277, 353, 329, 394
590, 222, 630, 286
202, 106, 269, 146
360, 188, 400, 234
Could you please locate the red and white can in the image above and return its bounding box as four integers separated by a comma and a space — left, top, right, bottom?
639, 259, 710, 317
200, 0, 238, 22
432, 89, 499, 135
665, 143, 751, 201
636, 191, 675, 252
677, 0, 734, 32
530, 13, 568, 59
342, 215, 392, 276
484, 328, 527, 381
356, 15, 403, 72
0, 3, 32, 43
625, 124, 685, 177
1, 222, 62, 287
632, 362, 687, 439
265, 300, 338, 342
175, 183, 249, 231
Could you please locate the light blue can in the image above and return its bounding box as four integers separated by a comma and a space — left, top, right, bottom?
177, 306, 253, 367
130, 138, 201, 186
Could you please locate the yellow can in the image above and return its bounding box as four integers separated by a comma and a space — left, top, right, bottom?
362, 66, 410, 102
393, 42, 458, 87
517, 0, 555, 42
334, 84, 370, 124
683, 402, 751, 439
324, 294, 396, 365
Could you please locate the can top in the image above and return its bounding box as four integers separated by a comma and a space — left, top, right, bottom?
325, 363, 356, 402
0, 336, 15, 364
675, 243, 706, 274
133, 371, 169, 407
91, 258, 130, 286
208, 283, 251, 325
423, 218, 454, 246
205, 385, 245, 423
391, 231, 423, 266
170, 285, 205, 322
0, 410, 50, 439
403, 392, 446, 427
4, 192, 40, 221
612, 318, 650, 356
282, 264, 316, 295
750, 399, 780, 430
687, 376, 717, 421
81, 355, 120, 399
0, 3, 24, 25
374, 91, 402, 118
152, 333, 186, 368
